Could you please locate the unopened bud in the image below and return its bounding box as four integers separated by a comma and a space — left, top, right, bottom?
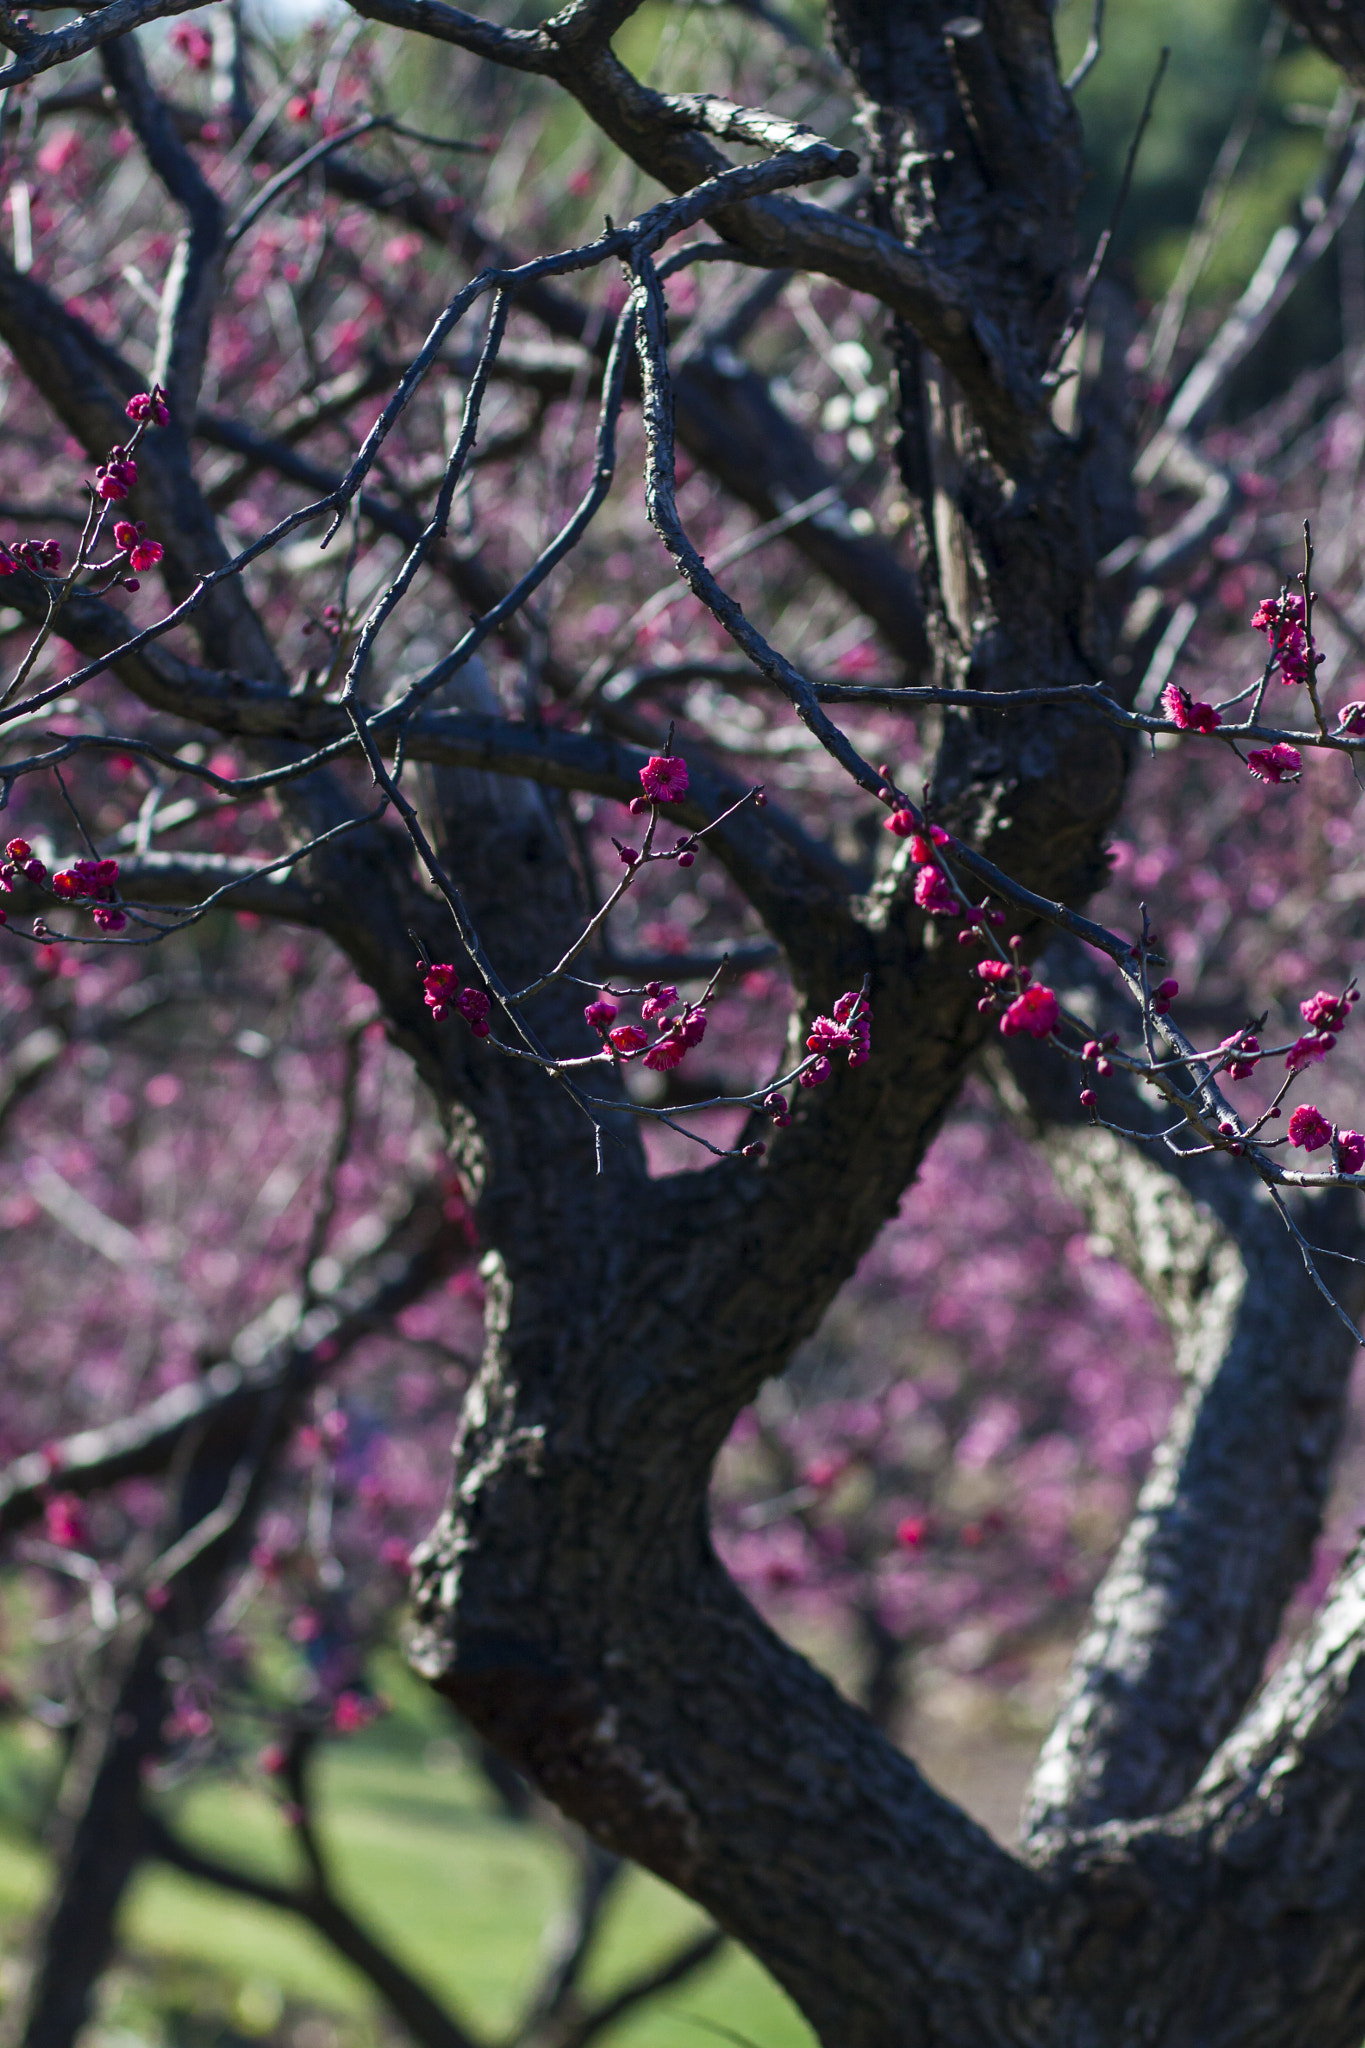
1079, 1088, 1096, 1108
741, 1142, 765, 1159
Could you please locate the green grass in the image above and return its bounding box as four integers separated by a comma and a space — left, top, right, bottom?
0, 1681, 814, 2048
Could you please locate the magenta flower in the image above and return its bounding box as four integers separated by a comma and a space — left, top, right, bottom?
1161, 682, 1220, 733
1247, 744, 1301, 785
1338, 1130, 1365, 1175
113, 519, 164, 573
639, 753, 689, 804
914, 865, 958, 917
798, 1054, 832, 1088
884, 808, 915, 837
95, 447, 137, 501
125, 386, 170, 427
51, 856, 119, 903
1285, 1033, 1335, 1072
1000, 984, 1060, 1039
900, 824, 949, 864
17, 538, 60, 572
1251, 595, 1318, 686
1301, 990, 1352, 1032
1288, 1103, 1332, 1151
609, 1023, 648, 1054
456, 987, 491, 1037
584, 996, 618, 1032
1219, 1032, 1261, 1080
44, 1492, 89, 1549
422, 962, 460, 1020
640, 981, 679, 1021
807, 992, 872, 1069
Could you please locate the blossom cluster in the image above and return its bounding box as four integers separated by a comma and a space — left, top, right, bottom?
1287, 1104, 1365, 1171
885, 814, 958, 915
95, 445, 137, 502
1219, 1030, 1261, 1081
1, 837, 45, 891
0, 537, 61, 576
806, 989, 872, 1072
1236, 983, 1365, 1179
125, 386, 170, 428
584, 983, 708, 1071
1162, 682, 1220, 734
1247, 743, 1302, 786
976, 958, 1061, 1040
421, 962, 491, 1034
754, 988, 872, 1118
1252, 593, 1314, 687
0, 843, 129, 932
113, 520, 164, 576
51, 856, 126, 931
617, 754, 702, 864
636, 753, 689, 805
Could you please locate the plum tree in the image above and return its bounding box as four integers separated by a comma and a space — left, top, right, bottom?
5, 0, 1365, 2043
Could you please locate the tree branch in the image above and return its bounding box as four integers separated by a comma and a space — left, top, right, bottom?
998, 955, 1364, 1842
143, 1809, 484, 2048
100, 32, 225, 427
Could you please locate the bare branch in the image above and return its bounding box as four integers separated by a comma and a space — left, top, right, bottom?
101, 33, 225, 426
